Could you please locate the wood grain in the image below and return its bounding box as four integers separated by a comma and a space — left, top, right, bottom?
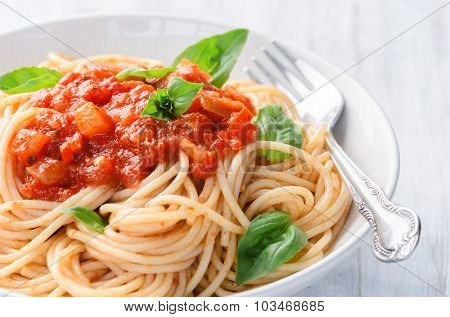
0, 0, 448, 296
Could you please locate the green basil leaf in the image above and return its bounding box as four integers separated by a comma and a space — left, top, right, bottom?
255, 104, 303, 162
236, 211, 308, 285
142, 77, 203, 120
142, 88, 173, 120
167, 77, 203, 116
62, 206, 108, 234
116, 67, 176, 80
0, 66, 63, 94
172, 28, 248, 88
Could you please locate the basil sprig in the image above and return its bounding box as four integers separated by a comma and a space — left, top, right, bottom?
0, 66, 63, 95
116, 67, 176, 80
142, 77, 203, 120
236, 211, 308, 285
173, 28, 248, 88
62, 206, 108, 233
255, 104, 303, 162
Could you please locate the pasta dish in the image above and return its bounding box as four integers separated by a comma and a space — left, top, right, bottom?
0, 29, 351, 296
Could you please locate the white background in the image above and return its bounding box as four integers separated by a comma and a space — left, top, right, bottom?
0, 0, 448, 297
0, 297, 448, 316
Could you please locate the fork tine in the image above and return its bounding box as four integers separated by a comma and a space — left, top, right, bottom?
252, 57, 303, 102
271, 40, 315, 90
262, 47, 313, 97
272, 40, 300, 65
244, 66, 263, 83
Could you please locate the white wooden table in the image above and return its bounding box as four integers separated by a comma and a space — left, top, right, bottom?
1, 0, 448, 296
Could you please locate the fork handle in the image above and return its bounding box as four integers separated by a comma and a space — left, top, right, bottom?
326, 134, 421, 262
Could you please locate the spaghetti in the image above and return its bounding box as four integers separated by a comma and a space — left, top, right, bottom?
0, 52, 351, 297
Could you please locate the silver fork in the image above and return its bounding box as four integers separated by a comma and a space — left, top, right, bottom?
245, 40, 420, 262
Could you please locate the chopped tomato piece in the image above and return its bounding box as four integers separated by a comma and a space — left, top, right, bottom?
191, 152, 216, 179
73, 102, 114, 137
26, 159, 68, 185
81, 156, 115, 184
30, 89, 52, 109
222, 107, 256, 151
93, 156, 115, 183
200, 90, 244, 117
99, 77, 128, 96
223, 85, 256, 115
60, 133, 84, 163
180, 138, 217, 179
77, 79, 112, 105
172, 59, 210, 83
228, 107, 254, 126
34, 109, 66, 130
12, 129, 52, 165
58, 72, 83, 86
52, 87, 75, 112
87, 64, 121, 81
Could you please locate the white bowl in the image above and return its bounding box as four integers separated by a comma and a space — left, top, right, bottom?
0, 14, 399, 296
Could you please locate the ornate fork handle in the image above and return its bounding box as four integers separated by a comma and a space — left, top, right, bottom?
326, 134, 421, 262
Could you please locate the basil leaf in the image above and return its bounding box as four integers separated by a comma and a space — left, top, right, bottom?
142, 77, 203, 120
142, 88, 173, 120
167, 77, 203, 116
116, 67, 176, 80
255, 104, 303, 162
0, 66, 63, 94
62, 206, 108, 234
236, 211, 308, 285
172, 28, 248, 88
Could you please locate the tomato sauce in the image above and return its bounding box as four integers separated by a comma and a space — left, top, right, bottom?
11, 61, 257, 201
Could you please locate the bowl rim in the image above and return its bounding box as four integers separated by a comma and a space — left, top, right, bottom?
0, 12, 400, 297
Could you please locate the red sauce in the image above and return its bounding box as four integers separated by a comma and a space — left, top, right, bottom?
11, 61, 257, 201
